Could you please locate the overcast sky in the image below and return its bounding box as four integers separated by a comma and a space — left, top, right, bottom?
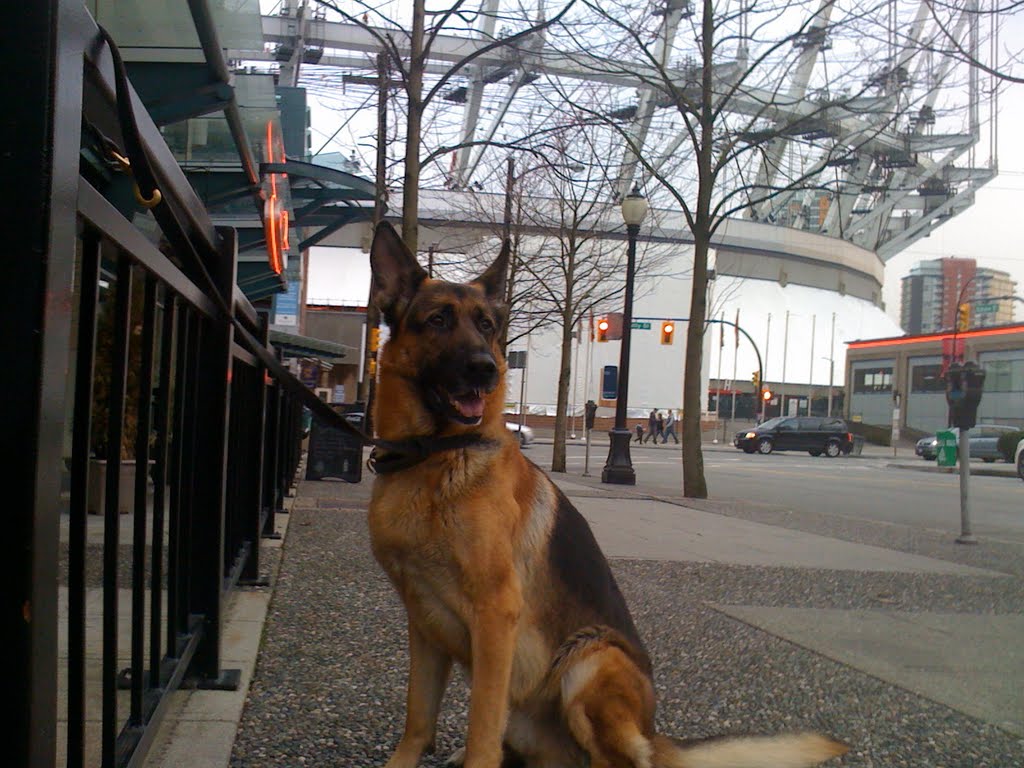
304, 12, 1024, 323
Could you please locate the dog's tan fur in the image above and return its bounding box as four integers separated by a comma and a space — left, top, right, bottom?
367, 222, 847, 768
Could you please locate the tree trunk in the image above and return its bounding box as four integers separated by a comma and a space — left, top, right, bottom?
681, 232, 710, 498
680, 0, 715, 499
401, 0, 425, 252
551, 311, 574, 472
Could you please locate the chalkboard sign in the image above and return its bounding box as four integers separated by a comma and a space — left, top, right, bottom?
306, 408, 365, 482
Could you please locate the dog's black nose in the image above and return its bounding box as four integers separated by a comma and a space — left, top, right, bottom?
466, 351, 497, 384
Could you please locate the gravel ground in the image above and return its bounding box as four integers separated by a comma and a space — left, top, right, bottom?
230, 483, 1024, 767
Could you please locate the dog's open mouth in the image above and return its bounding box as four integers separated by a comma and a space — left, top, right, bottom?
449, 389, 486, 424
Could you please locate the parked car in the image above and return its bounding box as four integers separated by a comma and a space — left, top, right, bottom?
914, 424, 1018, 462
733, 416, 853, 457
506, 421, 534, 447
1015, 438, 1024, 481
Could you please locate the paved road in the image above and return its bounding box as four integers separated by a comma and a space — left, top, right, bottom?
551, 443, 1024, 544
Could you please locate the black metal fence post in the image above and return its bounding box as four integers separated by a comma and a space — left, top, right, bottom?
186, 227, 238, 685
240, 316, 271, 581
6, 3, 83, 765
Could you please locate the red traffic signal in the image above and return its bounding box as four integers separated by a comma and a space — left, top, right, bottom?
596, 317, 610, 342
761, 388, 772, 401
660, 320, 675, 345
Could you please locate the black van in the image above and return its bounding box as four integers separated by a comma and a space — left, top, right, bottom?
733, 416, 853, 457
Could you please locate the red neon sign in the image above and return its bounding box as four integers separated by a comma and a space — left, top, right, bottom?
263, 121, 289, 275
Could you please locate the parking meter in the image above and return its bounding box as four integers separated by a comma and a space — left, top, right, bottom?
585, 400, 597, 431
945, 361, 985, 430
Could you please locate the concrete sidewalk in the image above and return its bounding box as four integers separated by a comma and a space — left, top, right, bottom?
147, 452, 1024, 767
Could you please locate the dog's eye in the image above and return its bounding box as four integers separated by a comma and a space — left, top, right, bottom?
479, 317, 494, 332
427, 313, 447, 328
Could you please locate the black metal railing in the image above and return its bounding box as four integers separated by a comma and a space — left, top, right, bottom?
10, 4, 307, 767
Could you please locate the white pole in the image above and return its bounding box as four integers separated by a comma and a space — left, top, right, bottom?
715, 316, 724, 409
808, 314, 816, 415
828, 312, 835, 417
762, 312, 771, 421
570, 321, 581, 438
957, 428, 976, 544
781, 310, 789, 415
713, 314, 724, 442
731, 308, 740, 422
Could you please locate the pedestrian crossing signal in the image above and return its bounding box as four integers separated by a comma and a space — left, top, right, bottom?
761, 388, 772, 401
660, 321, 675, 345
597, 317, 610, 342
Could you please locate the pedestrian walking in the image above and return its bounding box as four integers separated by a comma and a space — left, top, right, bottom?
643, 409, 657, 443
662, 409, 679, 443
634, 423, 644, 443
655, 411, 665, 443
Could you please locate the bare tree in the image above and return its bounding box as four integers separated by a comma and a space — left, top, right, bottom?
312, 0, 578, 252
547, 0, 969, 496
918, 0, 1024, 83
442, 128, 676, 471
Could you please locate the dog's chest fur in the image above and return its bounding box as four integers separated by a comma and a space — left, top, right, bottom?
369, 447, 515, 660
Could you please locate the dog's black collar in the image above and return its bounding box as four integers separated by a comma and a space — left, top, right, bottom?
368, 433, 498, 475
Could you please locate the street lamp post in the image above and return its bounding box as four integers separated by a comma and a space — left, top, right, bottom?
602, 187, 647, 485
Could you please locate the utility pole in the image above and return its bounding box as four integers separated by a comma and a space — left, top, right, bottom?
359, 52, 390, 423
499, 156, 515, 352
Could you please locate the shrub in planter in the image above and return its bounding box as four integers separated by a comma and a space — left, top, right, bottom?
997, 430, 1024, 463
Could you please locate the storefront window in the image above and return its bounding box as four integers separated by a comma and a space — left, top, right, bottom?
983, 358, 1024, 393
910, 363, 944, 393
853, 367, 893, 393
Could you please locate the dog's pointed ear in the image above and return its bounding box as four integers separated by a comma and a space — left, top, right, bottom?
370, 222, 428, 325
474, 237, 510, 301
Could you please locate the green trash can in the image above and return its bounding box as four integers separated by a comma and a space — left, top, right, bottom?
936, 429, 958, 467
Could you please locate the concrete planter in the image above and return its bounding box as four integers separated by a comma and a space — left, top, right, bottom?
87, 459, 154, 515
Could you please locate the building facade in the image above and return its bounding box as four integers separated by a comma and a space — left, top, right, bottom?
845, 323, 1024, 437
900, 257, 1017, 334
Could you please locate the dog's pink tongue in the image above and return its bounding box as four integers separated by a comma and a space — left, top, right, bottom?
454, 395, 485, 419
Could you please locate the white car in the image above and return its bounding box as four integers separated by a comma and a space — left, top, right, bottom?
506, 421, 535, 447
1016, 438, 1024, 481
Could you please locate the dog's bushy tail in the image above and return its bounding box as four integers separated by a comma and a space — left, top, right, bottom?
651, 732, 848, 768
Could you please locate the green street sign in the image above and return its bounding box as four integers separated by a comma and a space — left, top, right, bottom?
631, 321, 651, 330
973, 302, 997, 313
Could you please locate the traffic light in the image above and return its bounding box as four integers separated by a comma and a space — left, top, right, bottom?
762, 388, 772, 401
660, 320, 675, 345
368, 326, 380, 352
752, 371, 760, 389
957, 303, 970, 332
596, 317, 610, 342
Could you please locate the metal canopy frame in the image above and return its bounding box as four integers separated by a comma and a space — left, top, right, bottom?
248, 0, 995, 263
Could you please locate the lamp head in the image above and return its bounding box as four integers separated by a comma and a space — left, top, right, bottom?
620, 184, 648, 227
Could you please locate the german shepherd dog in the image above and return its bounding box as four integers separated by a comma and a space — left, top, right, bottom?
367, 221, 847, 768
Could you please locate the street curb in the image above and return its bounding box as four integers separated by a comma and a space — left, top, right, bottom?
885, 461, 1019, 479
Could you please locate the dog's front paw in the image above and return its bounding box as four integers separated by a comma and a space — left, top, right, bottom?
443, 746, 465, 767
